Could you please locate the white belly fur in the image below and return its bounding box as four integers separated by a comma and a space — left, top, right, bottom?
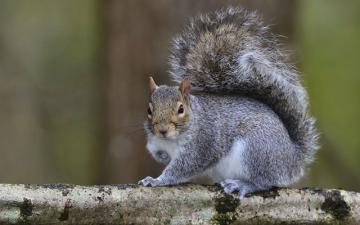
147, 136, 248, 184
146, 136, 182, 160
192, 139, 248, 184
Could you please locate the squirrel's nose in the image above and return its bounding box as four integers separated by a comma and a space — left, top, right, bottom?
159, 129, 168, 136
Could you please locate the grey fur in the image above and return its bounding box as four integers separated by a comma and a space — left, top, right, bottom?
139, 7, 319, 198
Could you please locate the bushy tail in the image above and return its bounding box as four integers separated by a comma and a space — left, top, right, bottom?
169, 7, 319, 164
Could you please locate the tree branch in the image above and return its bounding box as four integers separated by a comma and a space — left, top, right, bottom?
0, 184, 359, 224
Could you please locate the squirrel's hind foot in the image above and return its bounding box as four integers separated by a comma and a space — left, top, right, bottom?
220, 179, 260, 199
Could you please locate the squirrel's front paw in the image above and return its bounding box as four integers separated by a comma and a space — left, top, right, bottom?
138, 176, 161, 187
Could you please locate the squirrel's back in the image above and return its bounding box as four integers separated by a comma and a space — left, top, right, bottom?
169, 7, 318, 165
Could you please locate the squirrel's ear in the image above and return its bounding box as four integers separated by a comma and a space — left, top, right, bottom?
179, 77, 191, 101
149, 76, 158, 93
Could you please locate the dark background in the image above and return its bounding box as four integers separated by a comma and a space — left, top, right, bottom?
0, 0, 359, 191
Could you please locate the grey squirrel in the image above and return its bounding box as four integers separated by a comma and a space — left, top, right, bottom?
138, 7, 319, 198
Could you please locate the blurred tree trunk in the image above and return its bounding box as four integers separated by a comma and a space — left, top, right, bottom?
0, 0, 100, 184
103, 0, 297, 183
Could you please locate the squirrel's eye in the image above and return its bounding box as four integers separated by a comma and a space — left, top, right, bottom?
178, 104, 184, 114
147, 107, 152, 115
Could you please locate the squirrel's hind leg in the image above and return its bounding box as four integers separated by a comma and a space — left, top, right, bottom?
220, 179, 265, 199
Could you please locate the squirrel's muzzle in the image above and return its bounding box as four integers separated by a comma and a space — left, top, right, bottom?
154, 122, 177, 138
159, 129, 168, 136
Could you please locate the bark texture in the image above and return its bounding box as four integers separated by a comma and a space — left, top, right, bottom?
0, 184, 359, 225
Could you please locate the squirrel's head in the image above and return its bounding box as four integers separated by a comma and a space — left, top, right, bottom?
146, 77, 191, 138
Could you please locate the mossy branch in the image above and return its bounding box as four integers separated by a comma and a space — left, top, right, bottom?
0, 184, 359, 224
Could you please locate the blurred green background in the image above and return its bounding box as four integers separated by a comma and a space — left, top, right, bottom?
0, 0, 359, 191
